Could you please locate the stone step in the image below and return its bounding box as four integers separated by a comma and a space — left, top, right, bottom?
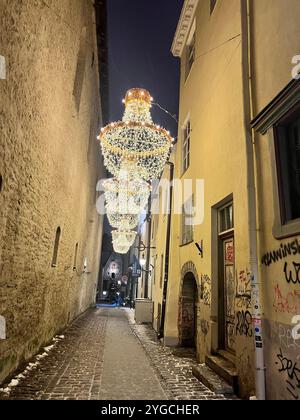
217, 349, 236, 365
205, 354, 238, 392
192, 364, 234, 395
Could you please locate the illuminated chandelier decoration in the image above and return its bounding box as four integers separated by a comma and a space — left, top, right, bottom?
99, 88, 173, 254
107, 213, 141, 231
113, 243, 131, 255
112, 230, 137, 249
103, 162, 151, 216
99, 88, 174, 181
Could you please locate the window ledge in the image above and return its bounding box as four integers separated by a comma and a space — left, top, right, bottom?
180, 240, 194, 248
273, 219, 300, 240
181, 166, 191, 179
51, 264, 57, 268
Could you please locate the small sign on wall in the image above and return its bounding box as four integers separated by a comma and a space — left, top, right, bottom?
0, 56, 6, 80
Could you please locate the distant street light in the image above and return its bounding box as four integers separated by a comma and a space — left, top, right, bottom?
140, 254, 147, 267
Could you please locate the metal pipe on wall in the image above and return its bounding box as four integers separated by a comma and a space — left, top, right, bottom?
159, 162, 174, 339
240, 0, 266, 400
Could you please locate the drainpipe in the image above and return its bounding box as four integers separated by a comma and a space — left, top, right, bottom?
159, 162, 174, 339
241, 0, 266, 400
144, 207, 152, 300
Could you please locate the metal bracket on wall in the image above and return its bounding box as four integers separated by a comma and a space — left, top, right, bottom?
195, 241, 204, 258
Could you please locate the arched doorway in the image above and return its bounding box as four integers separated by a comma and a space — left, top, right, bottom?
179, 272, 198, 347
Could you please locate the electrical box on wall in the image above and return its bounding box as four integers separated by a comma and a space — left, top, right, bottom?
135, 299, 153, 324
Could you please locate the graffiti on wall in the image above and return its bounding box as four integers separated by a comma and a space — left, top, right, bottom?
227, 322, 236, 350
201, 275, 211, 306
284, 262, 300, 285
236, 269, 252, 309
236, 310, 253, 338
261, 239, 300, 268
270, 322, 300, 361
200, 319, 210, 336
264, 320, 300, 400
276, 349, 300, 400
273, 284, 300, 315
179, 300, 195, 343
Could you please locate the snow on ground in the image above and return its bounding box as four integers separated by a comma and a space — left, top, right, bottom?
0, 334, 65, 396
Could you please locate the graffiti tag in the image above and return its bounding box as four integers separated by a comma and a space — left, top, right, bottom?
284, 262, 300, 285
236, 269, 252, 309
273, 284, 300, 315
261, 239, 300, 268
201, 275, 211, 306
236, 311, 253, 338
276, 349, 300, 400
200, 319, 209, 336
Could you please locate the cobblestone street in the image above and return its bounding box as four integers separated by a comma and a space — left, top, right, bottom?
0, 308, 227, 400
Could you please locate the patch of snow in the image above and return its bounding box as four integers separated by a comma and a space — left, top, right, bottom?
44, 345, 55, 353
8, 379, 19, 388
36, 353, 48, 360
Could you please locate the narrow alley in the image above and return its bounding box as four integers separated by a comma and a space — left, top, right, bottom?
1, 0, 300, 403
0, 308, 227, 401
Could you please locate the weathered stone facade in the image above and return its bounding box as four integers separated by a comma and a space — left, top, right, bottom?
0, 0, 106, 383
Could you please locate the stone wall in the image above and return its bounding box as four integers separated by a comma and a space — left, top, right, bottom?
0, 0, 105, 383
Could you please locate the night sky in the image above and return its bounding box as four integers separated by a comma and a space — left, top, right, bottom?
107, 0, 184, 137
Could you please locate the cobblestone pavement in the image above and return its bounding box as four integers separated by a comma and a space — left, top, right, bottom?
0, 308, 229, 400
126, 310, 227, 400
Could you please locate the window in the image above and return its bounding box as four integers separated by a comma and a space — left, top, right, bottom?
0, 175, 3, 193
160, 255, 164, 289
210, 0, 217, 15
275, 111, 300, 224
0, 55, 6, 80
181, 196, 194, 245
219, 203, 234, 235
185, 21, 196, 79
251, 78, 300, 238
52, 227, 61, 267
73, 27, 87, 112
182, 119, 191, 173
73, 243, 79, 271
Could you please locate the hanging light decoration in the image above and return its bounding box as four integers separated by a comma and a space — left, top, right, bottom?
104, 177, 150, 215
99, 88, 173, 181
107, 213, 140, 231
113, 243, 131, 255
112, 230, 137, 249
103, 158, 151, 215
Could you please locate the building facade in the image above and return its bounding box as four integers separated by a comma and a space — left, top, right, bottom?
150, 0, 300, 400
0, 0, 107, 384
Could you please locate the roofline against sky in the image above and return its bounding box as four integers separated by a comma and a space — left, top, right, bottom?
171, 0, 199, 58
